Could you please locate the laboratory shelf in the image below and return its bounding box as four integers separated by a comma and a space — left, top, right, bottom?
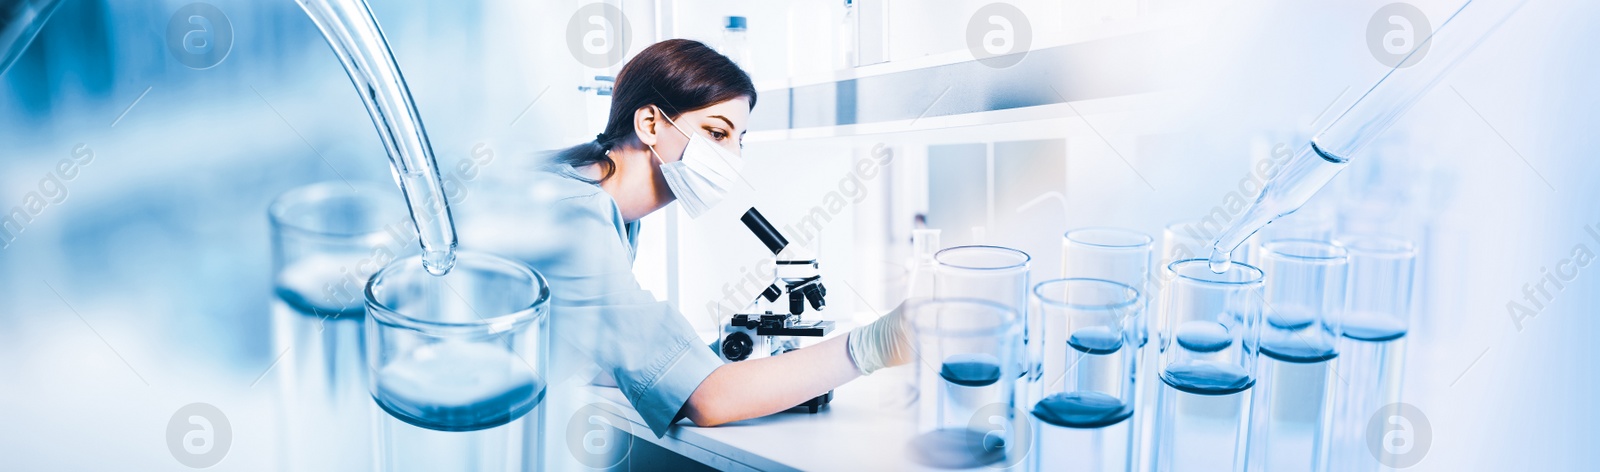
745, 31, 1162, 142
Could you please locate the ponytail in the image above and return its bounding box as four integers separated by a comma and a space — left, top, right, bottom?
553, 134, 616, 182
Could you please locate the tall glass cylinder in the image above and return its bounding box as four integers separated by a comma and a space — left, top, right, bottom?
1153, 260, 1264, 472
269, 181, 411, 471
1062, 227, 1153, 471
1031, 278, 1140, 472
1327, 236, 1416, 472
1247, 240, 1348, 472
366, 252, 550, 472
890, 228, 944, 408
906, 298, 1024, 469
934, 245, 1032, 387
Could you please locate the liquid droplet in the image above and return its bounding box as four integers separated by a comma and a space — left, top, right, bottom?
1207, 248, 1232, 274
422, 249, 455, 276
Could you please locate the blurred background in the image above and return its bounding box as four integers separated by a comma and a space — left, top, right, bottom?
1, 0, 1595, 469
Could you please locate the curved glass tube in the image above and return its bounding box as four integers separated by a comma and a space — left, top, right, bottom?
0, 0, 61, 75
297, 0, 457, 275
1208, 0, 1530, 271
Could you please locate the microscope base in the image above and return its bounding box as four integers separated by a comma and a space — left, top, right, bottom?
788, 390, 833, 414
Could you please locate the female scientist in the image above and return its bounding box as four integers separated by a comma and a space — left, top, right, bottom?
536, 39, 909, 437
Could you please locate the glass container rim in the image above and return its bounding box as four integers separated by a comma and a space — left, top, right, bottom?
1260, 239, 1348, 265
365, 251, 550, 333
1162, 218, 1211, 235
1334, 234, 1417, 258
933, 245, 1031, 271
1064, 227, 1154, 250
905, 297, 1022, 338
1167, 258, 1264, 286
268, 180, 405, 239
1032, 278, 1140, 311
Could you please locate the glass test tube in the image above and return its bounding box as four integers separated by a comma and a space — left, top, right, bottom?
1246, 240, 1348, 472
1326, 236, 1416, 472
366, 252, 550, 472
1063, 228, 1154, 347
1153, 260, 1264, 472
886, 228, 944, 409
934, 245, 1033, 389
906, 298, 1024, 469
1062, 228, 1154, 471
1161, 220, 1251, 352
1030, 279, 1141, 472
906, 228, 943, 301
269, 181, 410, 471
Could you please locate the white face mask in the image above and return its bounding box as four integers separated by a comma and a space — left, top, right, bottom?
648, 108, 745, 218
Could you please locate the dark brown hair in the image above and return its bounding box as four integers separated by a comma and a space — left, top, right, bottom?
555, 39, 756, 180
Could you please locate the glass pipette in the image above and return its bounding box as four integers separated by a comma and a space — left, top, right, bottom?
0, 0, 62, 75
297, 0, 458, 275
1207, 0, 1529, 273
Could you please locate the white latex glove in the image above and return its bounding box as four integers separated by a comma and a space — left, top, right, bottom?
846, 303, 913, 376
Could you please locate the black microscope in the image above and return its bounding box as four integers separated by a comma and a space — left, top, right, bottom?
717, 208, 835, 413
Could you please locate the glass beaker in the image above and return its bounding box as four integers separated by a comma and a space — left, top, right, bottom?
1030, 278, 1140, 472
1327, 235, 1415, 472
1246, 240, 1348, 472
269, 181, 412, 471
906, 298, 1024, 469
933, 245, 1033, 388
1152, 259, 1264, 472
366, 252, 550, 472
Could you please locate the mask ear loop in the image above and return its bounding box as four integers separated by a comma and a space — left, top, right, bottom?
648, 105, 693, 165
655, 105, 693, 140
647, 143, 667, 165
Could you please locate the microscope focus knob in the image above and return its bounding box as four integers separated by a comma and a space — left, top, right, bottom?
722, 331, 754, 362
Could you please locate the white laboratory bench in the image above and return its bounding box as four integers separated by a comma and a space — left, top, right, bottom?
586, 364, 1044, 472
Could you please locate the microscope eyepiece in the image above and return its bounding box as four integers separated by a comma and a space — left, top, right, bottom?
741, 208, 789, 255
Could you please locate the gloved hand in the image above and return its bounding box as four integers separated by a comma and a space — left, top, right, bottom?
846, 302, 913, 375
